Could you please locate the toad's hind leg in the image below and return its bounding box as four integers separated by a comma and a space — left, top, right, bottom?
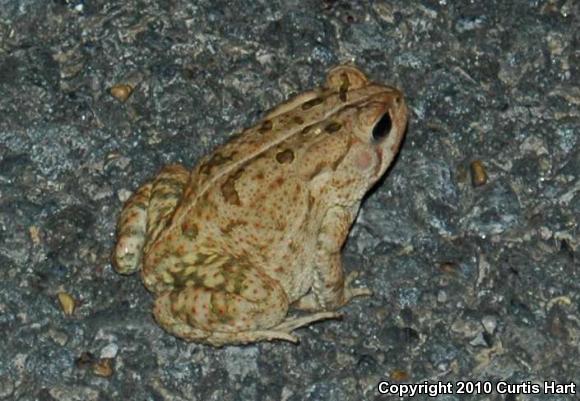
113, 164, 190, 274
152, 258, 340, 346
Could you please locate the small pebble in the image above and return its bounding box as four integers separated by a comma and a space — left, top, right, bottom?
92, 358, 114, 378
57, 292, 76, 316
390, 369, 409, 381
100, 343, 119, 359
469, 332, 489, 347
470, 160, 488, 187
481, 315, 498, 334
437, 289, 448, 303
110, 84, 134, 102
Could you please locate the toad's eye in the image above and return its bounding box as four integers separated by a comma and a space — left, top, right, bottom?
372, 113, 392, 142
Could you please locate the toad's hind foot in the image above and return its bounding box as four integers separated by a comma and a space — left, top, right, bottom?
223, 311, 342, 345
272, 311, 342, 333
344, 271, 373, 300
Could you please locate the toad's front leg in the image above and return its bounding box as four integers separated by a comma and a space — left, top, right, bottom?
293, 206, 372, 311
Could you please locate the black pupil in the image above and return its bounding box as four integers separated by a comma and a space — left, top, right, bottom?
372, 113, 392, 142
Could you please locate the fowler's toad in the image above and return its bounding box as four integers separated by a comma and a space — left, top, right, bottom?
113, 65, 408, 346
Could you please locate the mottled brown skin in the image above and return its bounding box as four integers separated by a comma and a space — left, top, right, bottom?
113, 65, 408, 346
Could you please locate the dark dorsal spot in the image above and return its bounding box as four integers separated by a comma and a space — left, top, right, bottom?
181, 221, 199, 239
372, 113, 392, 142
258, 120, 273, 133
275, 149, 295, 164
221, 180, 240, 205
221, 169, 244, 205
301, 97, 324, 110
339, 73, 350, 102
293, 115, 304, 124
307, 161, 326, 180
325, 121, 342, 133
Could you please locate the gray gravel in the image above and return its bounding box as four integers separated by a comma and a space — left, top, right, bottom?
1, 0, 579, 400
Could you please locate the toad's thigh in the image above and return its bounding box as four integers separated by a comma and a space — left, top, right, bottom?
153, 260, 289, 339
